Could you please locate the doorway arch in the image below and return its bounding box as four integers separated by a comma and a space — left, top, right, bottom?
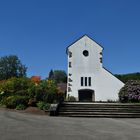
78, 89, 95, 102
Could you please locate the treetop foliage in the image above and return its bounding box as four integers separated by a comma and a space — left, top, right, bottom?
0, 55, 27, 80
48, 69, 67, 83
115, 72, 140, 83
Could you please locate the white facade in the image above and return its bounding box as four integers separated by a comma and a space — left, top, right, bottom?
67, 35, 124, 101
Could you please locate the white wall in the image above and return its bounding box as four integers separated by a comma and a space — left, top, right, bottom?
67, 35, 124, 101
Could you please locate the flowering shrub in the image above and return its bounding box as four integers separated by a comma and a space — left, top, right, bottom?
0, 77, 33, 96
119, 80, 140, 103
0, 78, 64, 109
31, 76, 41, 84
4, 95, 29, 109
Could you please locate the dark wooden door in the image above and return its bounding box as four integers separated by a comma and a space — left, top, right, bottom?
78, 90, 93, 102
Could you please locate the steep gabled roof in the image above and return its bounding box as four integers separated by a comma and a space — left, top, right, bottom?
66, 34, 104, 54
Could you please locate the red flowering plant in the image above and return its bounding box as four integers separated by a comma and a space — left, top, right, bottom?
31, 76, 41, 84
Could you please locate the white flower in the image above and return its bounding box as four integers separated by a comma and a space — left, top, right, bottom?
0, 91, 4, 95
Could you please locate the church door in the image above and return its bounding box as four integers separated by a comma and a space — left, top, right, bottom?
78, 89, 94, 102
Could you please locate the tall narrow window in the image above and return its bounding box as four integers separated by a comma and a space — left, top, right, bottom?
68, 87, 72, 92
69, 62, 72, 67
69, 73, 72, 76
81, 77, 83, 86
85, 77, 87, 86
88, 77, 91, 86
69, 78, 73, 82
68, 83, 72, 86
69, 51, 72, 58
100, 57, 102, 63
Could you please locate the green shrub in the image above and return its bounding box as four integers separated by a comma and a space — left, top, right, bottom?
35, 87, 44, 101
37, 101, 45, 110
68, 96, 76, 101
16, 104, 26, 110
0, 77, 33, 97
0, 91, 4, 102
107, 99, 117, 103
0, 78, 62, 108
4, 95, 29, 109
28, 80, 58, 103
15, 90, 28, 96
45, 92, 57, 103
37, 101, 50, 111
28, 98, 37, 106
42, 103, 50, 110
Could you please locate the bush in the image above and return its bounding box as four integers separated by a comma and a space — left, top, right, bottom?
44, 92, 57, 103
34, 87, 44, 101
107, 99, 117, 103
68, 96, 76, 101
0, 77, 33, 97
57, 92, 64, 103
28, 98, 37, 106
0, 78, 63, 108
37, 101, 50, 111
4, 95, 29, 109
37, 101, 45, 110
119, 80, 140, 103
15, 90, 28, 96
16, 104, 27, 110
115, 73, 140, 83
28, 80, 60, 103
43, 103, 50, 110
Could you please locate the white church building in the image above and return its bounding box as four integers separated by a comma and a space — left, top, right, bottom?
66, 35, 124, 102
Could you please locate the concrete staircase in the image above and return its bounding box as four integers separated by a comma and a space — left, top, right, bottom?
58, 102, 140, 118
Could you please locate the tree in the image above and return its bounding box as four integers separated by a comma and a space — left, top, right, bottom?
48, 70, 67, 83
48, 69, 54, 80
0, 55, 27, 80
115, 73, 140, 83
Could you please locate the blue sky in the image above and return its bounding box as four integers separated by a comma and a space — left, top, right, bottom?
0, 0, 140, 79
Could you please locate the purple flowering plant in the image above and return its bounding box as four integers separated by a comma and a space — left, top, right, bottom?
119, 80, 140, 103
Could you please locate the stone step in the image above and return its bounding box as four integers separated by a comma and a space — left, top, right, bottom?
59, 114, 140, 118
59, 107, 140, 110
59, 109, 140, 113
62, 104, 140, 108
58, 103, 140, 118
59, 112, 140, 115
63, 102, 140, 105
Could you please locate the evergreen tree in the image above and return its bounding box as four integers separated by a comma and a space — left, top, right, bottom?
48, 69, 54, 79
48, 70, 67, 83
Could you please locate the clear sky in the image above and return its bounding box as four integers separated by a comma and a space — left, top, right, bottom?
0, 0, 140, 79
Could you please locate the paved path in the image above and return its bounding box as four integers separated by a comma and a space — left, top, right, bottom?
0, 109, 140, 140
